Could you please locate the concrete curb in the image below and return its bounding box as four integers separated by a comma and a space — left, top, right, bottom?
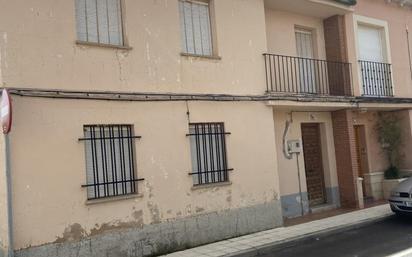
224, 212, 394, 257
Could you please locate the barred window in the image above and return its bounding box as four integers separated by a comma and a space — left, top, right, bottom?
187, 123, 232, 186
80, 125, 143, 200
179, 0, 213, 56
75, 0, 124, 46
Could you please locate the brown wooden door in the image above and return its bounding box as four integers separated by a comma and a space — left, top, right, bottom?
354, 125, 368, 177
354, 125, 369, 196
301, 123, 326, 206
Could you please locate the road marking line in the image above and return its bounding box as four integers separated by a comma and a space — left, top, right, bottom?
388, 248, 412, 257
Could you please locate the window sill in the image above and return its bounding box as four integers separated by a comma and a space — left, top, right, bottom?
85, 193, 143, 205
191, 181, 232, 191
76, 40, 133, 50
180, 52, 222, 60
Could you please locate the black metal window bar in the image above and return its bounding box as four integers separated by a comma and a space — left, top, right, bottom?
79, 124, 143, 200
187, 123, 233, 186
359, 60, 393, 97
264, 53, 353, 96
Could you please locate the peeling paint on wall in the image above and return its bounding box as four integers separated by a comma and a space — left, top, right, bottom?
54, 223, 86, 243
147, 201, 161, 224
195, 207, 204, 213
54, 212, 145, 244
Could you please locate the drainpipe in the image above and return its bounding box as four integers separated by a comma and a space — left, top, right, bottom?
5, 134, 14, 257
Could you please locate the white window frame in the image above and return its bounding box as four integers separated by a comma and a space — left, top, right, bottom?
353, 15, 394, 96
179, 0, 216, 57
75, 0, 126, 48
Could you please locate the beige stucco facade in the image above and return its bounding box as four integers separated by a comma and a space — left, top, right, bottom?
0, 0, 268, 95
265, 8, 327, 60
2, 0, 412, 256
347, 0, 412, 97
0, 135, 8, 257
10, 97, 282, 251
273, 110, 340, 217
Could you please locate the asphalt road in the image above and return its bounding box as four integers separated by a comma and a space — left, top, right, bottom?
259, 215, 412, 257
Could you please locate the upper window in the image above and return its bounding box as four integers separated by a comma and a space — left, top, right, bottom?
355, 17, 393, 97
179, 0, 214, 56
75, 0, 124, 46
80, 124, 143, 200
187, 123, 232, 186
357, 24, 385, 63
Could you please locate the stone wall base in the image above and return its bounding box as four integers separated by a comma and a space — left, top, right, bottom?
15, 200, 282, 257
281, 187, 340, 218
0, 246, 6, 257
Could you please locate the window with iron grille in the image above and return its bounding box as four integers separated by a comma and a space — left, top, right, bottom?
75, 0, 124, 46
187, 123, 232, 186
80, 125, 143, 200
179, 0, 214, 56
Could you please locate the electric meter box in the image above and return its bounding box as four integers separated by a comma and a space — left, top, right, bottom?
287, 140, 302, 154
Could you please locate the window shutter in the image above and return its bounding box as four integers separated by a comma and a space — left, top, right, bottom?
107, 0, 123, 46
199, 4, 212, 55
183, 1, 195, 54
358, 25, 384, 62
179, 1, 188, 54
85, 0, 99, 43
75, 0, 123, 46
97, 0, 110, 44
179, 1, 213, 56
192, 3, 203, 55
75, 0, 88, 41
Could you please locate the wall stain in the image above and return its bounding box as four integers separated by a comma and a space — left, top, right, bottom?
54, 211, 144, 244
195, 207, 204, 213
185, 204, 192, 215
54, 223, 86, 243
146, 183, 155, 198
89, 219, 143, 237
147, 201, 161, 224
226, 189, 232, 203
273, 191, 279, 201
132, 210, 144, 225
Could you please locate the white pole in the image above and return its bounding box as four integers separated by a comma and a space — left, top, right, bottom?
5, 134, 14, 257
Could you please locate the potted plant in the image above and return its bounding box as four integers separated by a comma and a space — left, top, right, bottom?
376, 113, 406, 199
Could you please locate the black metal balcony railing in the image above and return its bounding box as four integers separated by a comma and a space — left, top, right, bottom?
358, 60, 393, 97
264, 54, 353, 96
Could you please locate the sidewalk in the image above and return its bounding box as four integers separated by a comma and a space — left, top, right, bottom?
162, 204, 392, 257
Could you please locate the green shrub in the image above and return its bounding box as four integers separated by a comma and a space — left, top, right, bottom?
376, 113, 402, 179
384, 166, 400, 180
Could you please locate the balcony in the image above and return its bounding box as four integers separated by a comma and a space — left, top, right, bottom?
264, 54, 353, 97
264, 0, 354, 19
358, 60, 393, 97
